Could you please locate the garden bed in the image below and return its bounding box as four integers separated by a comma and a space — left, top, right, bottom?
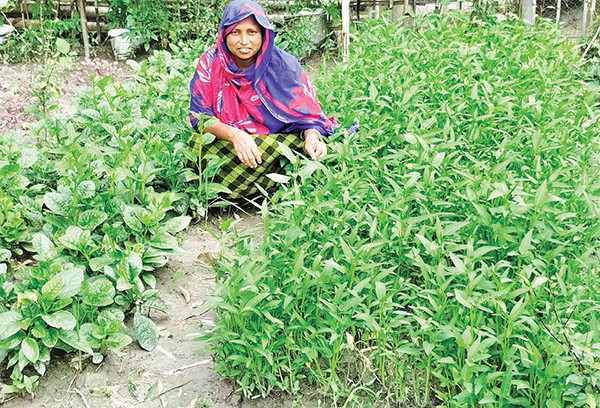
1, 10, 600, 408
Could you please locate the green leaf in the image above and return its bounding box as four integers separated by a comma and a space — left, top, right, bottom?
44, 193, 72, 216
116, 277, 134, 291
532, 276, 548, 289
42, 328, 59, 348
278, 141, 296, 163
127, 252, 143, 277
22, 338, 39, 363
149, 234, 178, 250
0, 311, 23, 340
59, 226, 88, 250
266, 173, 290, 184
165, 216, 192, 234
55, 266, 85, 299
78, 210, 108, 231
0, 331, 24, 349
81, 278, 115, 307
142, 273, 156, 289
56, 38, 70, 54
123, 206, 143, 233
519, 229, 534, 256
0, 249, 10, 262
48, 298, 72, 312
105, 333, 133, 350
32, 233, 56, 259
41, 277, 63, 300
17, 148, 39, 169
509, 297, 526, 323
534, 180, 548, 207
92, 353, 104, 364
58, 330, 93, 354
31, 324, 48, 339
76, 181, 96, 199
126, 59, 141, 71
1, 385, 21, 394
143, 296, 169, 314
41, 311, 77, 331
454, 289, 472, 308
375, 282, 386, 300
89, 256, 114, 272
134, 313, 159, 351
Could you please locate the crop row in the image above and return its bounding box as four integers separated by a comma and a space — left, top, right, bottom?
0, 41, 218, 393
205, 14, 600, 407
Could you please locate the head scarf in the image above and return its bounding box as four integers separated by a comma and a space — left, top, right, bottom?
189, 0, 337, 136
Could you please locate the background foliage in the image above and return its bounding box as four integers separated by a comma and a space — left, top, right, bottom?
203, 13, 600, 407
1, 0, 334, 62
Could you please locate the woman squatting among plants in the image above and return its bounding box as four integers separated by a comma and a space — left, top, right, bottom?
188, 0, 337, 199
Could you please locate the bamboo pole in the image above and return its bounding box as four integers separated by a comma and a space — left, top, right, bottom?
555, 0, 561, 23
590, 0, 596, 33
77, 0, 90, 58
583, 0, 589, 35
95, 0, 99, 38
342, 0, 350, 56
7, 17, 107, 30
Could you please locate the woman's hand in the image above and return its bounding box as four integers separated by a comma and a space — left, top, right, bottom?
304, 129, 327, 159
231, 130, 262, 168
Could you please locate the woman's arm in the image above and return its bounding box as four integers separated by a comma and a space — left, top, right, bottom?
303, 129, 327, 160
204, 122, 262, 169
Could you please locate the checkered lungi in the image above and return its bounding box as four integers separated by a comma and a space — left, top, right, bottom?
187, 132, 305, 199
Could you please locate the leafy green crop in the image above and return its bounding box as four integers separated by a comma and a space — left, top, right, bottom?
204, 13, 600, 407
0, 45, 218, 393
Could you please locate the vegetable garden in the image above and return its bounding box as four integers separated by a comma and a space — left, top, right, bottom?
1, 5, 600, 408
204, 14, 600, 407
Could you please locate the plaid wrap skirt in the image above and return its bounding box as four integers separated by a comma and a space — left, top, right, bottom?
188, 132, 305, 199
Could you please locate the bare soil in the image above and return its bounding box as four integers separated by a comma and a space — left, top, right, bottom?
0, 51, 131, 140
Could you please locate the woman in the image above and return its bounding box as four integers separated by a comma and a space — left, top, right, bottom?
189, 0, 337, 200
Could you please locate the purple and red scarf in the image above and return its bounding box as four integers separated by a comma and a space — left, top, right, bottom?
189, 0, 338, 136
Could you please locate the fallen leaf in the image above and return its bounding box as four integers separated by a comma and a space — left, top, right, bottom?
158, 380, 166, 407
196, 252, 217, 266
178, 286, 190, 303
178, 319, 188, 333
156, 345, 176, 361
188, 395, 198, 408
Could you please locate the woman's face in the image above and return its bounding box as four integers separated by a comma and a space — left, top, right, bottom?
226, 16, 263, 70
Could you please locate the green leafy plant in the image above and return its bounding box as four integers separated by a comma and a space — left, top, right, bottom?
0, 46, 212, 394
202, 13, 600, 408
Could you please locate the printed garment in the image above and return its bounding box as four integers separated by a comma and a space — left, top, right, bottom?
187, 132, 305, 200
188, 0, 338, 136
